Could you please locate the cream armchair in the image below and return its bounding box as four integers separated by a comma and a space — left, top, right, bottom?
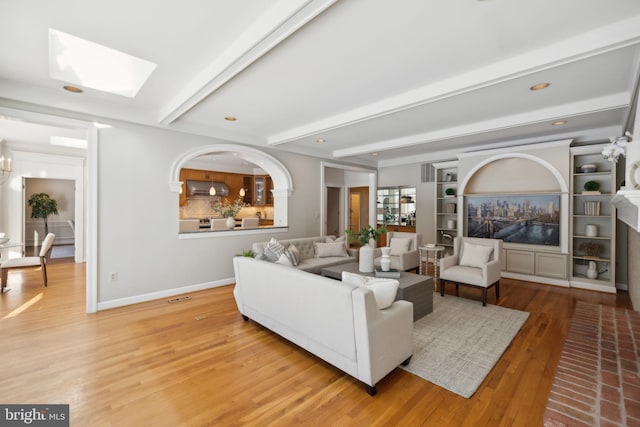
439, 236, 502, 306
374, 231, 422, 272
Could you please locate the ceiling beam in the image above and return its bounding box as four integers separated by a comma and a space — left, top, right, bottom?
332, 93, 629, 158
157, 0, 339, 125
268, 15, 640, 146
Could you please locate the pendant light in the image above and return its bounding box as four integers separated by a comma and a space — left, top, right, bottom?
239, 188, 246, 197
209, 178, 216, 196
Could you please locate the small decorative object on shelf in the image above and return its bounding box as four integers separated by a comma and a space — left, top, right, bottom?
582, 180, 601, 195
579, 164, 597, 173
444, 188, 455, 197
585, 224, 598, 237
584, 201, 601, 216
578, 242, 603, 258
602, 131, 631, 163
586, 261, 598, 279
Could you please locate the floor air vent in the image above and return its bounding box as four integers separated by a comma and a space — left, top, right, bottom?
167, 296, 191, 303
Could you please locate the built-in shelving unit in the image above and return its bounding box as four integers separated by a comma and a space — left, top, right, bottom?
570, 145, 616, 292
433, 161, 458, 256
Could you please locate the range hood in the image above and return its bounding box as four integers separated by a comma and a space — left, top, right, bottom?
185, 180, 229, 197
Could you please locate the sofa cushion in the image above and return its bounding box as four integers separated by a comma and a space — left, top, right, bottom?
341, 271, 399, 310
264, 238, 286, 262
389, 238, 411, 256
315, 241, 348, 258
459, 242, 494, 268
286, 244, 301, 266
275, 253, 293, 266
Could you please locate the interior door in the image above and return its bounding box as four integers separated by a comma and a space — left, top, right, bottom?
326, 187, 341, 236
349, 192, 360, 234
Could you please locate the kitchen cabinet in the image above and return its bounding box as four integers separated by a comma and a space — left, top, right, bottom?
242, 176, 254, 204
224, 173, 244, 202
252, 175, 273, 206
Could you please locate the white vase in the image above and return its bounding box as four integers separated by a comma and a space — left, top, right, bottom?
586, 261, 598, 279
585, 224, 598, 237
359, 244, 374, 273
380, 247, 391, 271
369, 238, 377, 248
226, 216, 235, 229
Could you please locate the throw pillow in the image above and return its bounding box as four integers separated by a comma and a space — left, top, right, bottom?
341, 271, 398, 309
389, 238, 411, 256
284, 244, 300, 266
459, 242, 494, 268
255, 252, 270, 262
275, 253, 292, 266
314, 241, 348, 258
264, 237, 285, 262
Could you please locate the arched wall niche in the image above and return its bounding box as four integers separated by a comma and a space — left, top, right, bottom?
169, 144, 294, 228
458, 152, 569, 252
464, 157, 563, 194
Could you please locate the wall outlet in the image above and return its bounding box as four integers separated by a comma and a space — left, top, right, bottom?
109, 272, 118, 281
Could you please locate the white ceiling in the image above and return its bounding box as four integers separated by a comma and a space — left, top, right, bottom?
1, 0, 640, 167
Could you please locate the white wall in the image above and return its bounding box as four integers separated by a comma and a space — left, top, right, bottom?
96, 122, 322, 306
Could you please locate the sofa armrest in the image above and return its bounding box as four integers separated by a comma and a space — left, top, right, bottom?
347, 247, 359, 259
351, 288, 414, 386
440, 254, 458, 272
397, 250, 419, 270
481, 259, 502, 285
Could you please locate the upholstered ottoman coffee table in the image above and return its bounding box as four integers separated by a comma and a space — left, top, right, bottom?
321, 262, 433, 321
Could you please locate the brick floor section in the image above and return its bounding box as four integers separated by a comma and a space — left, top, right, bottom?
544, 301, 640, 426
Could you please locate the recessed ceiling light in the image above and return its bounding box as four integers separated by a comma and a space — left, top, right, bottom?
316, 138, 325, 144
530, 83, 550, 91
224, 116, 237, 121
551, 120, 567, 126
372, 152, 379, 156
49, 29, 156, 98
63, 85, 83, 93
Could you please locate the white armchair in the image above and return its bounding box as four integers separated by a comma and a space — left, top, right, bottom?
439, 237, 502, 306
374, 231, 422, 272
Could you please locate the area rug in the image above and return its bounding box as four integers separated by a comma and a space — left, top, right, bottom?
401, 293, 529, 398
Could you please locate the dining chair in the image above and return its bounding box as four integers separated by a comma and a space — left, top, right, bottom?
1, 233, 55, 293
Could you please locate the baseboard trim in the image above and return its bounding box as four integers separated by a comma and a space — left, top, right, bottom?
97, 278, 235, 311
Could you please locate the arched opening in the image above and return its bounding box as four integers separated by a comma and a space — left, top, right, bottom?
458, 153, 569, 252
169, 144, 293, 234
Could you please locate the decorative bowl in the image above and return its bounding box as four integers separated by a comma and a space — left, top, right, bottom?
0, 237, 10, 245
580, 164, 597, 173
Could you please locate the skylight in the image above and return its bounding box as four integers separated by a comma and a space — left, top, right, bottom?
48, 29, 157, 98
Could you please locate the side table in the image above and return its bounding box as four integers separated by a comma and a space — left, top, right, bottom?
419, 245, 444, 290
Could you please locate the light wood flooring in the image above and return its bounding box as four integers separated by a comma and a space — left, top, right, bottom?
0, 261, 632, 426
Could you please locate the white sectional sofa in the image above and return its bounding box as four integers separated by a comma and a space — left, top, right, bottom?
251, 235, 356, 274
233, 256, 414, 395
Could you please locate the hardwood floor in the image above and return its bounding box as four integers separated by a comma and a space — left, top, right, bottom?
0, 262, 632, 426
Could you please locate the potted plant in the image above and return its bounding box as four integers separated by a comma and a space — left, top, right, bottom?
28, 193, 59, 235
346, 224, 387, 247
211, 198, 247, 229
236, 249, 256, 258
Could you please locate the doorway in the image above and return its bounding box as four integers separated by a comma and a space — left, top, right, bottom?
24, 177, 76, 261
349, 186, 370, 233
326, 186, 341, 236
